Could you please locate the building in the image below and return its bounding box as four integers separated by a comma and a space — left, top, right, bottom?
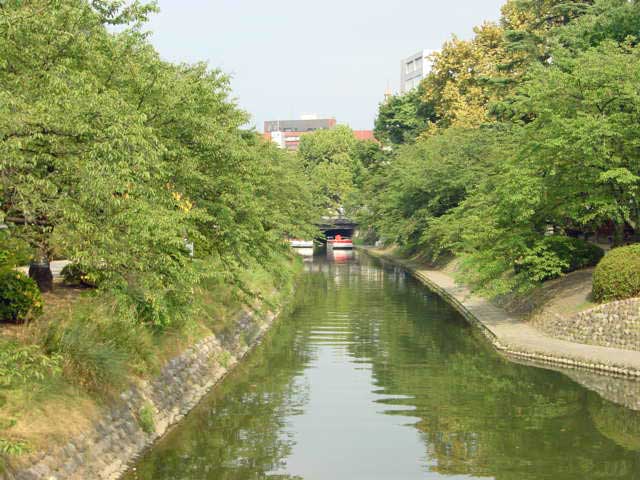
263, 115, 376, 151
353, 130, 376, 141
400, 50, 433, 93
263, 115, 336, 151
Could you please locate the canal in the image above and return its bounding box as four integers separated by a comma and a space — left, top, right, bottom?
125, 251, 640, 479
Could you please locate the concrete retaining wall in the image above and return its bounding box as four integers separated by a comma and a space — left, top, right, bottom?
535, 299, 640, 352
4, 310, 276, 480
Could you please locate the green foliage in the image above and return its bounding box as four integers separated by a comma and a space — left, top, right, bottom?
298, 125, 380, 214
0, 230, 31, 271
0, 0, 317, 330
510, 41, 640, 235
516, 236, 604, 282
298, 125, 358, 166
60, 263, 101, 287
360, 126, 509, 257
218, 350, 232, 369
41, 301, 155, 392
374, 86, 436, 145
138, 403, 155, 434
0, 271, 43, 323
358, 0, 640, 296
0, 342, 61, 389
592, 244, 640, 302
0, 438, 29, 456
554, 0, 640, 51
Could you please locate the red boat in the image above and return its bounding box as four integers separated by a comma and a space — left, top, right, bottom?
327, 234, 353, 250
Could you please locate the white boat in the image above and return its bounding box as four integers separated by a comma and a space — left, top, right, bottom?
289, 239, 314, 248
327, 236, 353, 250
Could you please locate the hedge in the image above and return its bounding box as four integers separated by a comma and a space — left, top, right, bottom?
593, 244, 640, 302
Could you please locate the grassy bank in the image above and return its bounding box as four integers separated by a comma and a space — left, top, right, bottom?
0, 255, 302, 471
364, 246, 597, 322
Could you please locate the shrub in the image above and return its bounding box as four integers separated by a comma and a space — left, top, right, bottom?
60, 263, 101, 287
138, 404, 155, 434
593, 244, 640, 302
0, 342, 61, 389
0, 271, 43, 323
516, 236, 604, 283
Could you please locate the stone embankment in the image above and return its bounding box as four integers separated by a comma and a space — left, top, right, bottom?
362, 248, 640, 379
535, 298, 640, 351
513, 355, 640, 411
4, 310, 277, 480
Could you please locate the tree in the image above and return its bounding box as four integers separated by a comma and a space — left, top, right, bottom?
0, 0, 318, 325
429, 40, 640, 294
512, 41, 640, 244
422, 23, 510, 132
297, 126, 376, 214
553, 0, 640, 51
374, 86, 436, 145
360, 126, 508, 256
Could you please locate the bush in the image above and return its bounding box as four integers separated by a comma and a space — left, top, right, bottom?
60, 263, 101, 287
0, 341, 61, 389
0, 271, 43, 323
593, 244, 640, 302
516, 236, 604, 283
138, 404, 155, 434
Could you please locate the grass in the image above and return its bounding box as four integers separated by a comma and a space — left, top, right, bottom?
217, 350, 232, 369
368, 246, 598, 321
497, 268, 597, 319
0, 255, 301, 469
137, 404, 155, 435
0, 438, 29, 456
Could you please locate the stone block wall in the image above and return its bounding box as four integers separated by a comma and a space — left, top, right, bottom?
4, 310, 275, 480
534, 298, 640, 351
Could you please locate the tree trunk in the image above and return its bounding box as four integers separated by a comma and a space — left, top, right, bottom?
29, 260, 53, 292
612, 221, 625, 247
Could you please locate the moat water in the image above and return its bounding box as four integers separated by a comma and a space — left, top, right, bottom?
125, 251, 640, 479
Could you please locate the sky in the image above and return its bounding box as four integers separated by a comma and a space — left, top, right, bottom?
148, 1, 506, 131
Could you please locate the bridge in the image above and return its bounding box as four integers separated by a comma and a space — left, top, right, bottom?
317, 216, 358, 240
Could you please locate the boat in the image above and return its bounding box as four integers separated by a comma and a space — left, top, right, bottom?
329, 249, 354, 263
327, 234, 353, 250
289, 239, 315, 248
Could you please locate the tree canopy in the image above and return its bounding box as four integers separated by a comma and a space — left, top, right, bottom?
297, 125, 381, 215
359, 0, 640, 295
0, 0, 318, 326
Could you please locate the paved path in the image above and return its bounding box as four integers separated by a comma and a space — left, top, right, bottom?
17, 260, 71, 281
365, 248, 640, 378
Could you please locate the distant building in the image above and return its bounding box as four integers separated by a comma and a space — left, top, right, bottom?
353, 130, 376, 141
263, 115, 336, 151
400, 50, 433, 93
263, 115, 376, 151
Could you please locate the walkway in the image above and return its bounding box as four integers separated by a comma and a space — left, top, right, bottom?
17, 260, 71, 281
364, 248, 640, 378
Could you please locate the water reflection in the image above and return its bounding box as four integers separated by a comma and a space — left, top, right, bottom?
292, 247, 314, 259
326, 248, 354, 264
125, 253, 640, 480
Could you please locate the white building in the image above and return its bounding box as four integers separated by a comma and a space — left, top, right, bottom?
400, 50, 434, 93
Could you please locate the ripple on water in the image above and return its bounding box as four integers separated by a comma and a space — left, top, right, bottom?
124, 253, 640, 480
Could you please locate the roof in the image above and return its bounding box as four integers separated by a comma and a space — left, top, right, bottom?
353, 130, 376, 141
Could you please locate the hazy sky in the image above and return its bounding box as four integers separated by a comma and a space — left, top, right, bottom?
148, 1, 506, 131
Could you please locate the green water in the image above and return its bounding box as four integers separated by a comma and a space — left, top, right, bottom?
125, 252, 640, 480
